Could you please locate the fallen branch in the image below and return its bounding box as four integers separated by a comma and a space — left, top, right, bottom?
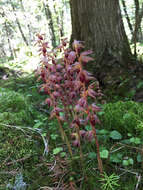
135, 174, 141, 190
117, 142, 143, 152
38, 186, 53, 190
5, 155, 31, 166
0, 123, 49, 156
0, 169, 18, 176
110, 142, 143, 153
117, 167, 141, 190
118, 167, 138, 176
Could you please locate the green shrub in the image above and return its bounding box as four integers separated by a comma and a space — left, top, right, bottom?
99, 101, 143, 136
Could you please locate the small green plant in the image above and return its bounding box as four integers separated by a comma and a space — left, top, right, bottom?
137, 81, 143, 89
100, 149, 109, 159
99, 172, 120, 190
53, 147, 63, 155
122, 158, 134, 166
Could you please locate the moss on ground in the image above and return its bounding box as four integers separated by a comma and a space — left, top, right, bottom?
99, 101, 143, 136
0, 70, 143, 189
0, 74, 52, 189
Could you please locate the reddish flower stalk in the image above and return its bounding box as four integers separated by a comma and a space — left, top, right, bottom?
75, 123, 84, 166
36, 34, 103, 174
90, 121, 103, 174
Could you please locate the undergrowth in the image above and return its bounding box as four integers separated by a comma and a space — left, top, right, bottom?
0, 63, 143, 189
99, 101, 143, 135
0, 74, 52, 190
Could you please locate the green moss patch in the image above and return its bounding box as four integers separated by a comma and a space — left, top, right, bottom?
99, 101, 143, 136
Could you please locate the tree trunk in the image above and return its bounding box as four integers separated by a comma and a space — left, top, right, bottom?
20, 0, 32, 44
43, 1, 56, 47
4, 22, 14, 58
16, 17, 29, 46
121, 0, 134, 37
132, 0, 143, 48
10, 0, 29, 46
1, 10, 14, 58
53, 0, 61, 44
70, 0, 133, 70
53, 0, 64, 41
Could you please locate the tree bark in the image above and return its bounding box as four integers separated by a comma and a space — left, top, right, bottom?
121, 0, 134, 36
4, 21, 14, 58
20, 0, 32, 44
70, 0, 133, 70
43, 1, 56, 47
1, 10, 14, 58
53, 0, 61, 44
9, 0, 29, 46
53, 0, 64, 40
132, 0, 143, 50
133, 0, 140, 57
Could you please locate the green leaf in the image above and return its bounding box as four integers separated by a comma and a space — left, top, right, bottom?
98, 129, 109, 135
122, 160, 129, 166
123, 113, 131, 120
137, 154, 143, 162
88, 152, 96, 159
127, 133, 132, 137
60, 152, 66, 157
33, 122, 43, 128
128, 158, 134, 165
121, 139, 131, 144
42, 133, 47, 137
137, 81, 143, 89
110, 153, 123, 163
27, 94, 32, 97
53, 147, 63, 155
110, 130, 122, 140
85, 125, 92, 131
122, 158, 134, 166
130, 137, 141, 144
98, 111, 105, 116
60, 112, 64, 117
51, 134, 58, 140
100, 149, 109, 159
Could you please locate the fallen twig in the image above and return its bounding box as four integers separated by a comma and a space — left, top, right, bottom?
110, 146, 124, 153
118, 167, 138, 175
0, 152, 12, 168
135, 174, 141, 190
4, 155, 31, 166
0, 169, 18, 176
38, 187, 53, 190
49, 159, 57, 172
117, 167, 142, 189
0, 123, 49, 156
117, 142, 143, 152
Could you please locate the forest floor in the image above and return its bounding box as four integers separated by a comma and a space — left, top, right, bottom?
0, 58, 143, 190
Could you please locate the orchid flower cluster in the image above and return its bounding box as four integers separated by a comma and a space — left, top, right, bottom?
36, 34, 103, 173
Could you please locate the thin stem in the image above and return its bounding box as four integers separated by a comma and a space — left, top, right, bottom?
75, 124, 84, 166
91, 123, 103, 174
56, 116, 73, 158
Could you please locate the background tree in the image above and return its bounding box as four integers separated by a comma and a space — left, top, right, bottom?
43, 0, 56, 47
120, 0, 143, 43
9, 0, 29, 46
0, 0, 71, 60
70, 0, 133, 72
121, 0, 134, 37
